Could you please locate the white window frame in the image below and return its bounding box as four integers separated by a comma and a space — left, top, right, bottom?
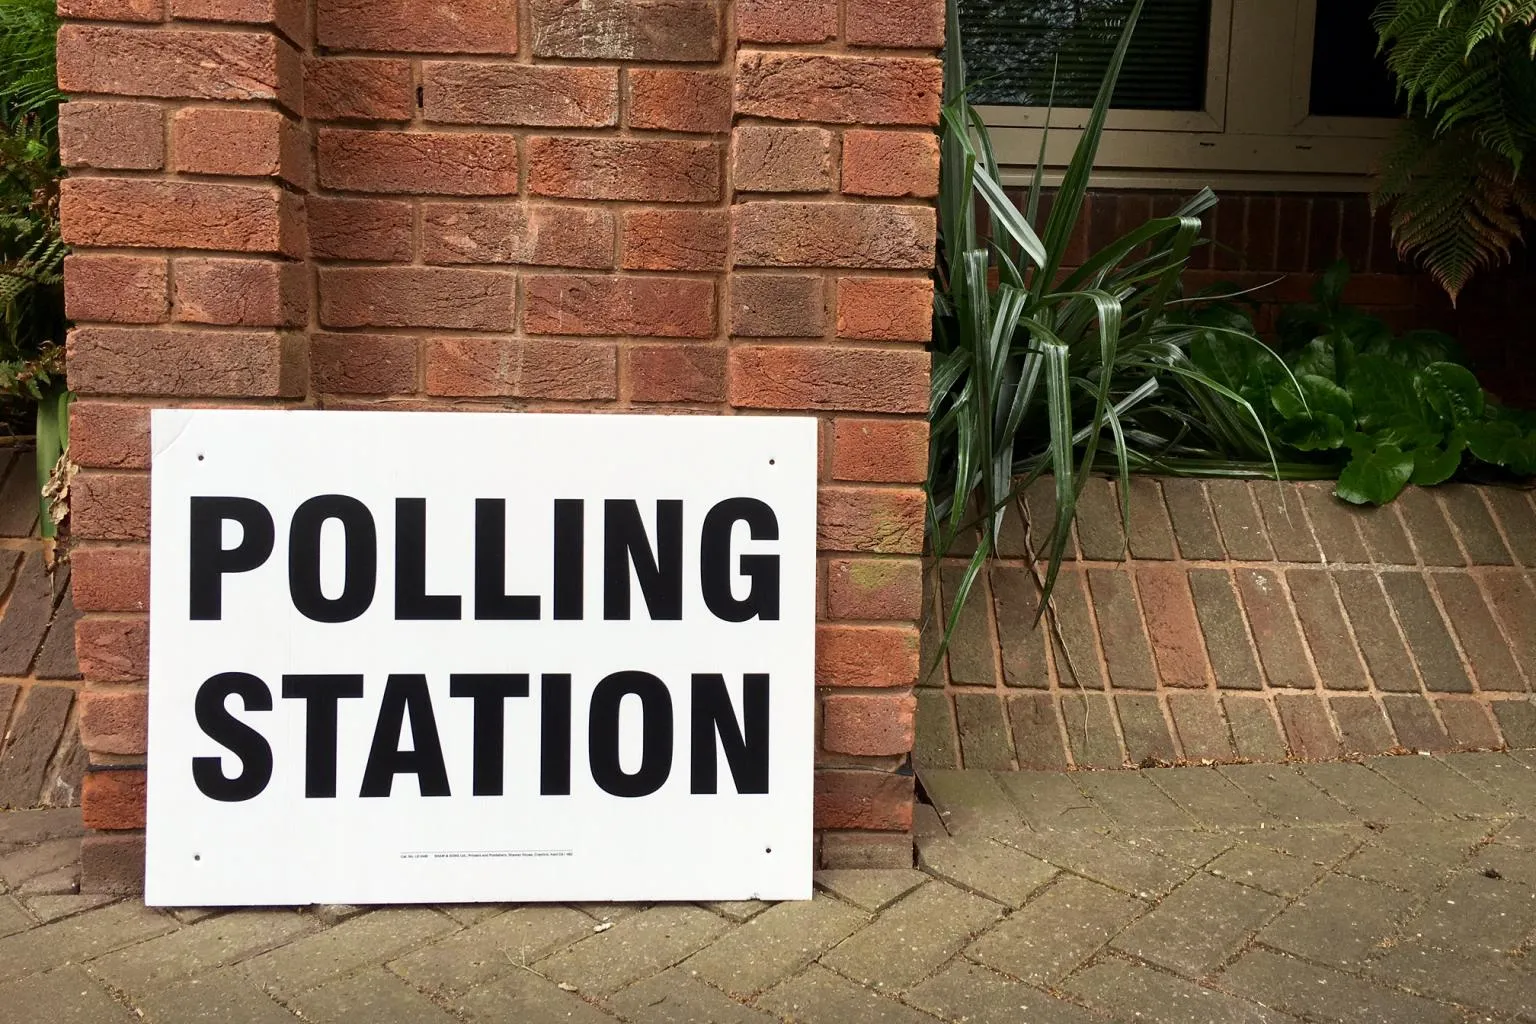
978, 0, 1398, 192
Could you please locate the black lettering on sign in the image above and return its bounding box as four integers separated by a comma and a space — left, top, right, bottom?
281, 674, 364, 798
192, 672, 273, 802
449, 673, 529, 796
589, 670, 673, 797
289, 495, 377, 623
603, 500, 683, 620
188, 497, 274, 620
552, 499, 584, 620
539, 673, 572, 795
690, 673, 770, 794
360, 674, 450, 797
700, 498, 781, 622
474, 499, 539, 620
395, 498, 462, 620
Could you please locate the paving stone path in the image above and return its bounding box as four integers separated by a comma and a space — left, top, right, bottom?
3, 752, 1535, 1022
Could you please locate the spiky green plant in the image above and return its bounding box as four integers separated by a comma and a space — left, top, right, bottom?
1372, 0, 1536, 299
931, 0, 1283, 648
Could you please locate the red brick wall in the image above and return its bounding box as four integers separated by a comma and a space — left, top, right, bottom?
58, 0, 943, 890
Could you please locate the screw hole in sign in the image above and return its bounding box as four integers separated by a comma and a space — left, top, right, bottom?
765, 847, 772, 854
197, 454, 205, 461
769, 459, 775, 465
193, 854, 201, 861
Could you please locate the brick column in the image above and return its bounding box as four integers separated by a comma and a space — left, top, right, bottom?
58, 0, 309, 891
61, 0, 940, 890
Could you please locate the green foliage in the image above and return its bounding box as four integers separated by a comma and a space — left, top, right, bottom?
932, 0, 1279, 648
1189, 262, 1536, 504
1372, 0, 1536, 299
0, 0, 69, 538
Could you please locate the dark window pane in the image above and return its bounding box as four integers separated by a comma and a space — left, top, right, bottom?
1310, 0, 1400, 117
959, 0, 1211, 110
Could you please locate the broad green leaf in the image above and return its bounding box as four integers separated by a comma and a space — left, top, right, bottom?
1465, 419, 1524, 464
1278, 412, 1348, 451
1316, 258, 1351, 308
1410, 436, 1465, 485
1348, 354, 1424, 432
1336, 443, 1416, 505
1417, 361, 1485, 427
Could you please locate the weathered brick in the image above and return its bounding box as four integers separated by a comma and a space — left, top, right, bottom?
1491, 701, 1536, 748
954, 692, 1013, 769
423, 203, 615, 269
172, 106, 292, 179
1087, 568, 1157, 690
304, 57, 413, 121
58, 0, 162, 21
1167, 693, 1236, 762
81, 833, 146, 894
842, 130, 940, 198
1121, 478, 1176, 559
1253, 482, 1322, 562
82, 770, 146, 830
173, 257, 306, 327
0, 686, 72, 807
1116, 694, 1175, 765
1188, 569, 1262, 690
1329, 695, 1394, 755
1484, 488, 1536, 565
738, 0, 836, 41
1435, 699, 1501, 750
1073, 477, 1126, 561
1382, 695, 1449, 751
991, 566, 1048, 689
826, 558, 923, 621
1135, 565, 1208, 688
625, 344, 725, 404
1380, 573, 1472, 692
70, 402, 150, 470
1485, 571, 1536, 683
311, 334, 419, 395
628, 70, 731, 133
78, 690, 147, 756
523, 275, 715, 338
1432, 575, 1525, 691
733, 126, 834, 193
1331, 570, 1420, 692
62, 179, 300, 255
1161, 478, 1225, 559
735, 51, 942, 126
836, 277, 932, 341
423, 63, 617, 128
1234, 569, 1314, 689
1297, 482, 1370, 562
1285, 569, 1368, 690
1437, 485, 1513, 565
319, 267, 515, 331
63, 255, 167, 325
1207, 480, 1274, 560
817, 486, 926, 554
424, 338, 617, 401
1047, 568, 1105, 690
530, 0, 719, 59
734, 201, 936, 268
815, 770, 912, 831
823, 695, 916, 756
730, 274, 825, 337
620, 210, 727, 272
831, 418, 928, 484
72, 473, 148, 542
77, 616, 148, 683
939, 566, 997, 686
1059, 692, 1125, 768
68, 328, 306, 397
732, 345, 927, 414
307, 197, 413, 262
1395, 487, 1464, 565
57, 26, 282, 102
318, 129, 518, 196
1009, 693, 1067, 769
1223, 695, 1287, 760
819, 832, 912, 869
528, 137, 719, 203
71, 546, 149, 612
171, 0, 303, 35
317, 0, 516, 54
845, 0, 945, 48
1354, 502, 1417, 564
59, 102, 162, 171
817, 624, 920, 687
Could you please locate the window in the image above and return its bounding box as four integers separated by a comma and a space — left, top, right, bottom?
964, 0, 1402, 190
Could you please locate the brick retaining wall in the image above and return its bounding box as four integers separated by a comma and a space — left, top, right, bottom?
57, 0, 944, 892
918, 479, 1536, 771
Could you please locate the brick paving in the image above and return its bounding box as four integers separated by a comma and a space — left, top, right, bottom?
923, 478, 1536, 770
2, 752, 1534, 1022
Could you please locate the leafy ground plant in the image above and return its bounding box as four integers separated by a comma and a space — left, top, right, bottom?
1190, 261, 1536, 504
931, 0, 1277, 645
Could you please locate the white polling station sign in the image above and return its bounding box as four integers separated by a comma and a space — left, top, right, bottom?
146, 410, 816, 906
